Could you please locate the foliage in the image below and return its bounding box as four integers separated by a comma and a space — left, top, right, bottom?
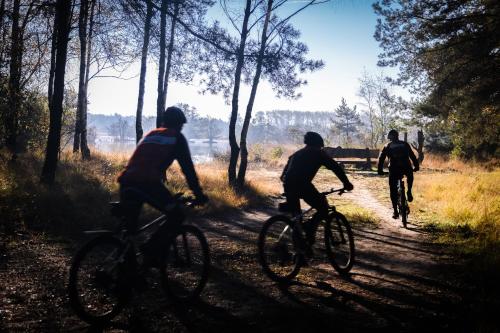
374, 0, 500, 158
332, 98, 361, 147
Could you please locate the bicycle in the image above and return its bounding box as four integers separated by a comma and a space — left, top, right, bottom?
67, 192, 210, 325
396, 177, 409, 228
257, 188, 355, 283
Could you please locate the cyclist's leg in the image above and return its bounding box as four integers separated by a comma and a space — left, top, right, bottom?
119, 184, 143, 234
406, 169, 414, 202
141, 183, 185, 259
301, 183, 328, 244
388, 170, 400, 218
284, 183, 301, 216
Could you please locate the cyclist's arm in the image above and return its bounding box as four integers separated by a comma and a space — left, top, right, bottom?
321, 151, 350, 185
175, 134, 204, 197
280, 157, 291, 182
377, 145, 388, 173
407, 142, 419, 169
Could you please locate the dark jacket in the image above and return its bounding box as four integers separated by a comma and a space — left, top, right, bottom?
377, 140, 419, 172
118, 128, 202, 196
281, 146, 349, 186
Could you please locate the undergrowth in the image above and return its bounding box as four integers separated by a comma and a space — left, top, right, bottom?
0, 149, 269, 238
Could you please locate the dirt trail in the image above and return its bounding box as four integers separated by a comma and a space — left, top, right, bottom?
0, 172, 475, 332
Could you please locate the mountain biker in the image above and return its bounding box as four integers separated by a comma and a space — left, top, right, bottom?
280, 131, 354, 246
117, 106, 208, 262
377, 129, 419, 219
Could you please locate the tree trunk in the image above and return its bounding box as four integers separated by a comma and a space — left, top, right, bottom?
6, 0, 22, 161
228, 0, 252, 185
73, 0, 89, 153
417, 129, 424, 163
156, 0, 168, 127
162, 1, 179, 107
135, 0, 153, 143
41, 0, 72, 184
0, 0, 6, 68
47, 24, 57, 112
80, 0, 96, 159
237, 0, 272, 187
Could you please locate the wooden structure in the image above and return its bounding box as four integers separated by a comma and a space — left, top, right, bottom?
323, 146, 380, 170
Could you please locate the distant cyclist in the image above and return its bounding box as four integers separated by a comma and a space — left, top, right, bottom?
280, 132, 354, 245
377, 129, 419, 219
117, 106, 208, 263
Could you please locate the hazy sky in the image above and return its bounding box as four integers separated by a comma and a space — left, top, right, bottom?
87, 0, 397, 119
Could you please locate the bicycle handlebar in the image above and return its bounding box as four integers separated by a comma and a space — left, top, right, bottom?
320, 188, 347, 196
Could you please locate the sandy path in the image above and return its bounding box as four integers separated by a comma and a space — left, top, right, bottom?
0, 171, 475, 332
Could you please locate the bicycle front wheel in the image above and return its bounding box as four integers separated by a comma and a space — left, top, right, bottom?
160, 225, 210, 303
68, 235, 130, 325
324, 212, 355, 275
258, 215, 302, 283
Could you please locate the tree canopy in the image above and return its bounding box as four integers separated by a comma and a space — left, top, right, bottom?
374, 0, 500, 158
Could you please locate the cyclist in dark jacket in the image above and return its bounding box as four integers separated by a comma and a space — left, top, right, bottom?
281, 132, 354, 245
118, 106, 208, 260
377, 129, 419, 219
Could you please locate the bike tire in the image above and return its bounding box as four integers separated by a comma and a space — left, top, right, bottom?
258, 215, 302, 283
324, 212, 355, 275
160, 225, 210, 303
401, 195, 408, 228
399, 182, 408, 228
68, 235, 130, 325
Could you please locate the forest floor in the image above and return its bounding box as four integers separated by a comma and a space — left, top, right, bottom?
0, 170, 496, 332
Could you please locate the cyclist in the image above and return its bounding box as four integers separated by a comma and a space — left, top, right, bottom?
117, 106, 208, 263
377, 129, 419, 219
280, 131, 354, 246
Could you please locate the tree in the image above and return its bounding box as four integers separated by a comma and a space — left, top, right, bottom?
373, 0, 500, 158
41, 0, 72, 184
236, 1, 325, 186
135, 0, 153, 142
333, 98, 361, 147
73, 0, 96, 159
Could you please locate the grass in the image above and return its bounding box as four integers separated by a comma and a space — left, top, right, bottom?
0, 149, 271, 238
413, 169, 500, 259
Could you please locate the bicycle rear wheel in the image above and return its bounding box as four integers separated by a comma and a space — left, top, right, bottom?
324, 212, 355, 275
160, 225, 210, 303
258, 215, 302, 283
68, 235, 130, 325
398, 182, 408, 228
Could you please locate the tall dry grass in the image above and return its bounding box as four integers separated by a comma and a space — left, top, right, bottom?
422, 153, 499, 172
414, 168, 500, 262
0, 148, 272, 237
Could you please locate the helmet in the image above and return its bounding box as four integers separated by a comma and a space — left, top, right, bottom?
387, 129, 399, 139
163, 106, 187, 128
304, 131, 324, 147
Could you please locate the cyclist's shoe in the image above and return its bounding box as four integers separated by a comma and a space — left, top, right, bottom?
407, 190, 413, 202
392, 210, 399, 219
303, 221, 318, 246
139, 243, 162, 269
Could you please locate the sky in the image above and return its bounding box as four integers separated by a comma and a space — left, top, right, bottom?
87, 0, 397, 119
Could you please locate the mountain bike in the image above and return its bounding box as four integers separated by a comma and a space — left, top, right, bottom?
397, 177, 409, 228
67, 192, 210, 325
258, 188, 355, 283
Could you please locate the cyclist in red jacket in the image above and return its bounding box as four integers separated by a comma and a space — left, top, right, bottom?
118, 106, 208, 260
377, 129, 419, 219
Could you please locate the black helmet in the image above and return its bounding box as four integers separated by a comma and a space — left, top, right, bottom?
387, 129, 399, 139
304, 131, 324, 147
163, 106, 187, 128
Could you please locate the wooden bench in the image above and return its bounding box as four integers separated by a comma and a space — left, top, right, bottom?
323, 146, 380, 170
